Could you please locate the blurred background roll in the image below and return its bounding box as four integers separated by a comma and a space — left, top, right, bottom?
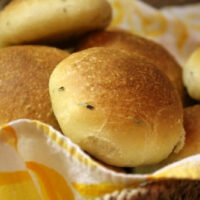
0, 0, 112, 47
0, 45, 68, 129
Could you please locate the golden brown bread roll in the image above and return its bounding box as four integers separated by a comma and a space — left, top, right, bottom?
49, 47, 185, 167
134, 104, 200, 173
0, 45, 68, 129
0, 0, 112, 47
76, 30, 184, 99
163, 104, 200, 164
183, 47, 200, 101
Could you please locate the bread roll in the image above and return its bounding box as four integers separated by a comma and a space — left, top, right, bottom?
0, 0, 111, 47
183, 47, 200, 101
163, 105, 200, 164
49, 47, 185, 167
0, 45, 68, 129
134, 104, 200, 173
76, 30, 183, 99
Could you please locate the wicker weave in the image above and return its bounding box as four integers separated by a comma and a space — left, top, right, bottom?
141, 0, 200, 8
97, 179, 200, 200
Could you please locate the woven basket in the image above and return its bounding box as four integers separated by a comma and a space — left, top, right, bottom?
97, 179, 200, 200
141, 0, 200, 7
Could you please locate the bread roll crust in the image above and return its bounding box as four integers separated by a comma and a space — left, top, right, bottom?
0, 45, 68, 129
0, 0, 112, 47
76, 30, 183, 99
183, 47, 200, 101
49, 47, 184, 167
162, 105, 200, 164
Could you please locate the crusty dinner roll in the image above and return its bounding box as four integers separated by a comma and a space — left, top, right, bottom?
76, 30, 183, 99
0, 0, 111, 47
183, 47, 200, 101
163, 105, 200, 164
49, 47, 185, 167
0, 45, 68, 129
134, 104, 200, 173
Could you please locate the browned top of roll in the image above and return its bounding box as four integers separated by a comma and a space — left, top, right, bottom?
76, 29, 183, 99
0, 45, 68, 129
